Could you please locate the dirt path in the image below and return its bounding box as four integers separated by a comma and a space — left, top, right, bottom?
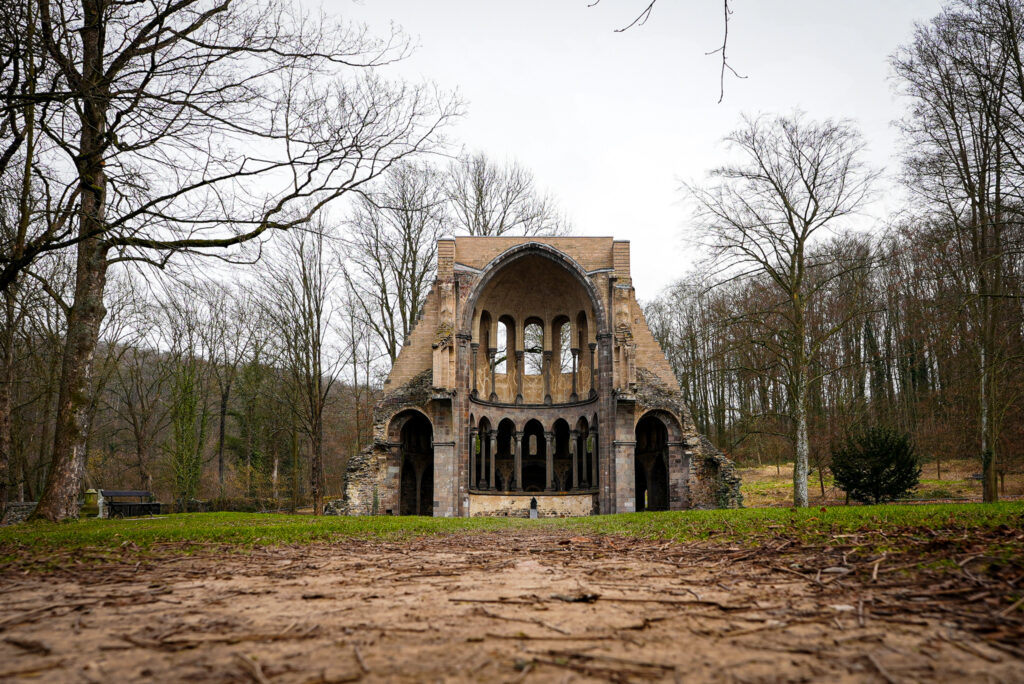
1, 530, 1022, 682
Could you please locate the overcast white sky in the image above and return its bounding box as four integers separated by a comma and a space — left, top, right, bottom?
335, 0, 947, 301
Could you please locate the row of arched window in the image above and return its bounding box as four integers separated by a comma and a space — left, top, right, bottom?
478, 311, 590, 376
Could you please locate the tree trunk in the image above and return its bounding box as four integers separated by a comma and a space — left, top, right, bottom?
310, 423, 323, 515
30, 0, 111, 522
792, 281, 810, 508
290, 426, 299, 513
31, 237, 110, 521
217, 385, 229, 493
793, 371, 810, 508
0, 288, 15, 517
272, 454, 279, 503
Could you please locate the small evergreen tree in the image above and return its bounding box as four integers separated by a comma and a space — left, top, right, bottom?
831, 427, 920, 504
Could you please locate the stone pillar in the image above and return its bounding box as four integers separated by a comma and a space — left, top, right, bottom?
545, 431, 554, 491
615, 438, 637, 513
571, 429, 580, 490
469, 427, 477, 490
543, 350, 553, 405
388, 443, 402, 513
668, 440, 688, 510
432, 440, 456, 517
489, 431, 497, 490
514, 350, 524, 405
514, 431, 523, 491
570, 348, 579, 401
588, 342, 597, 399
471, 343, 479, 398
488, 347, 498, 402
590, 428, 599, 489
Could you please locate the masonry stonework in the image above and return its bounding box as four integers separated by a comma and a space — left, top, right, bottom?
337, 237, 741, 517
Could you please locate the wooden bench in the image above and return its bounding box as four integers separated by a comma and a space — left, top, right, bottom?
100, 490, 161, 518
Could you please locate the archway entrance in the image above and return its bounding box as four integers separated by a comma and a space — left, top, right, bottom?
398, 412, 433, 516
635, 414, 669, 512
521, 419, 546, 492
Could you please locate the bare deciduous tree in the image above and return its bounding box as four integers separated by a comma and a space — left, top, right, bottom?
345, 162, 447, 364
686, 112, 878, 507
445, 152, 570, 237
892, 0, 1024, 501
25, 0, 455, 521
262, 225, 343, 515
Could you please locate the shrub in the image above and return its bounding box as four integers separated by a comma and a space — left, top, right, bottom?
831, 427, 920, 504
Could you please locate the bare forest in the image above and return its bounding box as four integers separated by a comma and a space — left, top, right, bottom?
648, 0, 1024, 505
3, 0, 1024, 519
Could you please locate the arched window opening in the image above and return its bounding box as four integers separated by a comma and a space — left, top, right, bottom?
497, 418, 516, 490
495, 320, 508, 373
558, 319, 573, 373
475, 418, 492, 490
524, 320, 543, 376
576, 416, 590, 489
397, 412, 433, 516
521, 419, 546, 492
553, 419, 571, 490
635, 414, 669, 512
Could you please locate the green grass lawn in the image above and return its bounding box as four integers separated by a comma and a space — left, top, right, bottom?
2, 502, 1022, 558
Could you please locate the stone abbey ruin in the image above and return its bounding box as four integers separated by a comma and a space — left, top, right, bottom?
341, 237, 741, 517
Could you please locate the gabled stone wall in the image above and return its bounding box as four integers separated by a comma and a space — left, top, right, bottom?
332, 237, 742, 518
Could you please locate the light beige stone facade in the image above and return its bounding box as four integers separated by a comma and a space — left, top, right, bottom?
337, 237, 742, 517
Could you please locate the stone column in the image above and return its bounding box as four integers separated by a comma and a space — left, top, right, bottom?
615, 438, 637, 512
471, 343, 479, 398
570, 348, 580, 401
489, 431, 497, 490
432, 440, 457, 517
514, 350, 524, 405
590, 428, 599, 488
388, 443, 402, 513
542, 350, 553, 405
571, 429, 580, 490
588, 342, 597, 398
480, 429, 489, 490
469, 427, 477, 490
488, 347, 498, 402
514, 430, 523, 491
545, 431, 554, 491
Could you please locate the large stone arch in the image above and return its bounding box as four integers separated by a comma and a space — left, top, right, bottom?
633, 409, 683, 440
634, 410, 681, 512
385, 407, 433, 444
461, 242, 608, 338
389, 409, 433, 516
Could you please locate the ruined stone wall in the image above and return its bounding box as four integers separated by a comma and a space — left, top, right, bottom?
386, 285, 442, 389
628, 297, 679, 389
339, 369, 440, 516
335, 444, 389, 515
630, 368, 743, 510
688, 436, 744, 509
339, 236, 742, 517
